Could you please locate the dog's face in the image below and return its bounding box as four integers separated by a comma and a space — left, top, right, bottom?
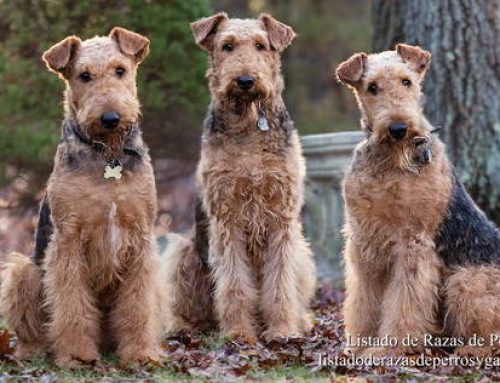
43, 27, 149, 157
191, 13, 295, 106
336, 44, 431, 144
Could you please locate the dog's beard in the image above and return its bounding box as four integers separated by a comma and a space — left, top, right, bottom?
221, 82, 269, 111
390, 137, 433, 173
84, 122, 134, 162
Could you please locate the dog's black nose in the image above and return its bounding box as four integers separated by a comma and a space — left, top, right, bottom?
237, 75, 255, 91
388, 122, 408, 139
100, 112, 120, 129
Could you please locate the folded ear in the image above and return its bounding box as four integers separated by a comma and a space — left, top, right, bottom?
42, 36, 81, 78
335, 52, 367, 86
259, 14, 296, 52
396, 44, 431, 74
109, 27, 150, 63
190, 12, 228, 51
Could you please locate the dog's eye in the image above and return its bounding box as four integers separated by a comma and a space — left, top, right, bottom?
79, 72, 92, 83
116, 67, 126, 78
367, 83, 378, 95
222, 44, 234, 52
402, 78, 412, 87
256, 43, 266, 51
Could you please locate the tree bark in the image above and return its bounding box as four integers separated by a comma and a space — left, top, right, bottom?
373, 0, 500, 223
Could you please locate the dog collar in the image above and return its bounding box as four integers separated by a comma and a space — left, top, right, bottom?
69, 121, 143, 158
66, 120, 143, 180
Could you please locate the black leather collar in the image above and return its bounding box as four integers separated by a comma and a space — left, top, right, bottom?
68, 120, 143, 160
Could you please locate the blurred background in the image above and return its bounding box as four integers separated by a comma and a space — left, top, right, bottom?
0, 1, 498, 263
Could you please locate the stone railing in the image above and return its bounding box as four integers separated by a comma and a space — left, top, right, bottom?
301, 131, 364, 282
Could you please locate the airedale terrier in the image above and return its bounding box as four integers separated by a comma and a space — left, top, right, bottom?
165, 13, 316, 343
0, 27, 166, 367
336, 44, 500, 357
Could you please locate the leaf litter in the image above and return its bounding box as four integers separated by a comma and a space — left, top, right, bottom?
0, 282, 498, 381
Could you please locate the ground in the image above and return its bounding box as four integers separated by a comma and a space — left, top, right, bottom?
0, 282, 498, 382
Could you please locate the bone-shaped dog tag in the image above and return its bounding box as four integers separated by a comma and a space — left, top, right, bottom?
104, 165, 122, 180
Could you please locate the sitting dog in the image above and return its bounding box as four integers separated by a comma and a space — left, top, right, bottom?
0, 27, 166, 367
165, 13, 316, 343
336, 44, 500, 356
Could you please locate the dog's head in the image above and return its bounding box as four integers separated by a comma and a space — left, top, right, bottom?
43, 27, 149, 158
336, 44, 431, 143
191, 13, 295, 108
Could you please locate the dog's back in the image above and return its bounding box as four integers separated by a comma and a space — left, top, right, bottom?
436, 171, 500, 267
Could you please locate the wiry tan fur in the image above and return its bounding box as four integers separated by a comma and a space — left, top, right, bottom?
166, 13, 316, 343
444, 266, 500, 356
0, 253, 46, 359
337, 44, 500, 356
0, 28, 167, 368
164, 233, 216, 332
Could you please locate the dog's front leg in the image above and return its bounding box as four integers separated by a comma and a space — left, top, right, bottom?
343, 237, 384, 353
110, 237, 163, 367
44, 233, 100, 368
210, 221, 258, 343
260, 223, 303, 342
373, 234, 442, 356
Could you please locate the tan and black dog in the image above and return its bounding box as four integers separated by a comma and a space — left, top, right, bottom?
336, 44, 500, 357
165, 13, 316, 343
0, 27, 166, 367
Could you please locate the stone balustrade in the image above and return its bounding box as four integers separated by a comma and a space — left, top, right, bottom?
301, 131, 364, 283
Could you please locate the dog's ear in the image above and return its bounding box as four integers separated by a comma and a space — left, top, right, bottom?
109, 27, 150, 63
190, 12, 228, 51
42, 36, 81, 78
396, 44, 431, 75
259, 14, 296, 52
335, 52, 367, 87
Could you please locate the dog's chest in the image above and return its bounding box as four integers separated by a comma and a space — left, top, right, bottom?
48, 167, 156, 258
201, 142, 295, 224
344, 162, 448, 236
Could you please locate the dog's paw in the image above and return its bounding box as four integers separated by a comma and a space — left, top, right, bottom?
225, 329, 258, 344
119, 347, 163, 368
14, 342, 46, 360
165, 317, 193, 335
262, 328, 300, 344
300, 312, 314, 334
54, 350, 99, 369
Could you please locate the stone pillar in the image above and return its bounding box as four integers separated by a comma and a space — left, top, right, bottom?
301, 131, 364, 282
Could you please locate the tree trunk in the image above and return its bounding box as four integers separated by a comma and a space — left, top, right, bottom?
373, 0, 500, 223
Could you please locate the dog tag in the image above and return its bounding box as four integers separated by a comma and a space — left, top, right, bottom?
104, 165, 122, 180
257, 114, 269, 131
